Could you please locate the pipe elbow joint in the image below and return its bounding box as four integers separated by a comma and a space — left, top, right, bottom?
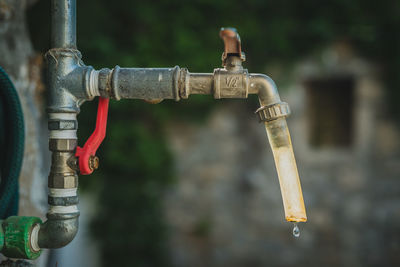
38, 215, 79, 249
249, 73, 281, 106
249, 74, 292, 122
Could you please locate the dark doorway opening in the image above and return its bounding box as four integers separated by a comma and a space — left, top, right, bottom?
304, 75, 355, 148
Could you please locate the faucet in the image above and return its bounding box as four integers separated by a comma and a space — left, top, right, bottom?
0, 0, 306, 259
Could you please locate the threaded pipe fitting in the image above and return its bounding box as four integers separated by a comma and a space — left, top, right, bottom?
255, 102, 290, 122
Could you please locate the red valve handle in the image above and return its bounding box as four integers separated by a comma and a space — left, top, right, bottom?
75, 97, 109, 175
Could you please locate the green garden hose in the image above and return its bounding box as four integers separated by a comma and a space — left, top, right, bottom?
0, 67, 23, 218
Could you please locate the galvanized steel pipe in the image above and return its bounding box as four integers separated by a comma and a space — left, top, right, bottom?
41, 0, 80, 251
51, 0, 76, 48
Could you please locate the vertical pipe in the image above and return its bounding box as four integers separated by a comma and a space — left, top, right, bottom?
51, 0, 76, 48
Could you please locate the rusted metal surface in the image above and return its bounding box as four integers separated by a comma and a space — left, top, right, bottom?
219, 28, 245, 66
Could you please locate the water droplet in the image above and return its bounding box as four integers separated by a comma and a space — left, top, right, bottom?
292, 223, 300, 238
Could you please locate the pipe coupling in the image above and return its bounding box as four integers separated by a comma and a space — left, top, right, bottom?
213, 68, 248, 99
256, 102, 290, 122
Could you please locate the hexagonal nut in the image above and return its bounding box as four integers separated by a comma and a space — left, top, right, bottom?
49, 139, 77, 152
48, 174, 78, 188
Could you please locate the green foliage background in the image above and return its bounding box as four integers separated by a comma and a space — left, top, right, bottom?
27, 0, 400, 266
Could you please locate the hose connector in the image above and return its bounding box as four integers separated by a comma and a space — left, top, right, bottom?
1, 216, 42, 260
256, 102, 291, 122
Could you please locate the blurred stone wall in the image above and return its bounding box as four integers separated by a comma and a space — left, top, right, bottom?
164, 44, 400, 267
0, 0, 48, 219
0, 0, 48, 265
